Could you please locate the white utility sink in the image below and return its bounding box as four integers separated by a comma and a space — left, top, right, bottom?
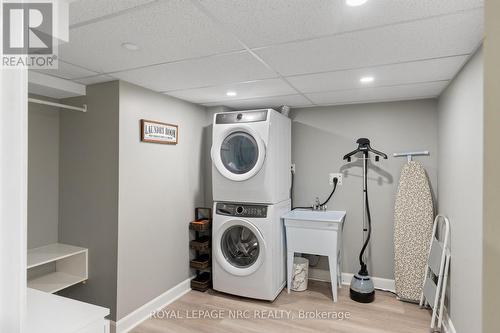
282, 209, 346, 223
282, 209, 346, 302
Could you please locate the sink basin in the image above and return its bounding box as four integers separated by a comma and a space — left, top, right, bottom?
282, 209, 346, 302
282, 209, 346, 223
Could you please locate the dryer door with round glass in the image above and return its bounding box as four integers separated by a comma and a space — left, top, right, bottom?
214, 219, 266, 276
211, 111, 267, 182
221, 131, 259, 174
212, 129, 266, 182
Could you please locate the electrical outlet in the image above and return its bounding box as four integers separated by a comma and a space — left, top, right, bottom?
329, 173, 343, 186
291, 163, 296, 173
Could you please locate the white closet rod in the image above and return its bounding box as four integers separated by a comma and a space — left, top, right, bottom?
28, 98, 87, 113
393, 150, 429, 162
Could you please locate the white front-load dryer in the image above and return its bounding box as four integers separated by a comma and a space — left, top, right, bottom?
212, 200, 290, 301
211, 109, 291, 204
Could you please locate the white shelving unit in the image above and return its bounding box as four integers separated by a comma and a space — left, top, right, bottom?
27, 243, 88, 293
27, 288, 109, 333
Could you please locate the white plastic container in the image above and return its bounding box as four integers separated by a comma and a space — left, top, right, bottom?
291, 257, 309, 291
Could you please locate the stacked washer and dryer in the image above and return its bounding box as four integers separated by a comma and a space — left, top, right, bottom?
211, 109, 291, 301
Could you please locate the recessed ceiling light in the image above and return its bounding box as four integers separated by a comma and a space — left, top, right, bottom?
121, 42, 140, 51
360, 76, 375, 84
226, 91, 237, 97
346, 0, 368, 7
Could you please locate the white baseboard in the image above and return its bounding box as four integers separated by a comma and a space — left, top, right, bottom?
308, 268, 396, 293
110, 277, 192, 333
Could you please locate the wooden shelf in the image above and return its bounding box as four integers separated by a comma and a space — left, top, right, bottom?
191, 272, 211, 292
189, 219, 211, 231
27, 243, 88, 293
190, 208, 213, 292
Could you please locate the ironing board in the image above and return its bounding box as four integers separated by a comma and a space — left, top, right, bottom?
393, 161, 434, 302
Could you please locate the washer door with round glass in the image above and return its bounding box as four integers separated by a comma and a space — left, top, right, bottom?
212, 127, 266, 182
215, 219, 266, 276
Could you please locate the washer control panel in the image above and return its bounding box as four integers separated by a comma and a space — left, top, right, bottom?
216, 203, 268, 218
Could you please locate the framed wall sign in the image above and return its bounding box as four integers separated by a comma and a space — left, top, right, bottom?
140, 119, 178, 144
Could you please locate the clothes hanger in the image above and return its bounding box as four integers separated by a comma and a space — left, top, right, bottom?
343, 138, 388, 162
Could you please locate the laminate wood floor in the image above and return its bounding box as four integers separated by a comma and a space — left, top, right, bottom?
131, 280, 431, 333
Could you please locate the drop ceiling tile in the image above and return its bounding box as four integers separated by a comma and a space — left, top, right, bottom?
254, 9, 483, 76
73, 74, 116, 85
202, 94, 312, 110
69, 0, 157, 26
165, 79, 297, 104
306, 81, 449, 105
288, 55, 468, 93
113, 51, 277, 92
59, 0, 243, 73
33, 61, 99, 80
198, 0, 483, 47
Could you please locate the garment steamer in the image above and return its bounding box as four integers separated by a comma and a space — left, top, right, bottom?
343, 138, 387, 303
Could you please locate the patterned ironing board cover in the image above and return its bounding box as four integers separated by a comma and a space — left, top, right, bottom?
394, 161, 434, 302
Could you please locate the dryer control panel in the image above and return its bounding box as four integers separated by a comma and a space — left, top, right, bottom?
215, 110, 268, 124
216, 203, 268, 218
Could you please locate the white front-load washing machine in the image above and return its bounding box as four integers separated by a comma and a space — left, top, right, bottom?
212, 200, 290, 300
211, 109, 291, 204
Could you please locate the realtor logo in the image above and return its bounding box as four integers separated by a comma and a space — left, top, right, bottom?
3, 2, 52, 54
1, 1, 59, 68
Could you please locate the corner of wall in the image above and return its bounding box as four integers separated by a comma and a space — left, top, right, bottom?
57, 80, 121, 320
483, 1, 500, 331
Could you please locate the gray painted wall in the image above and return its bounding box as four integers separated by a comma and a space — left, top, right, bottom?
116, 81, 207, 320
438, 48, 483, 333
290, 100, 438, 279
484, 3, 500, 330
28, 96, 60, 249
58, 81, 120, 320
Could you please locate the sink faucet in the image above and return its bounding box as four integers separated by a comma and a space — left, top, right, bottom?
313, 197, 327, 211
314, 197, 321, 210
